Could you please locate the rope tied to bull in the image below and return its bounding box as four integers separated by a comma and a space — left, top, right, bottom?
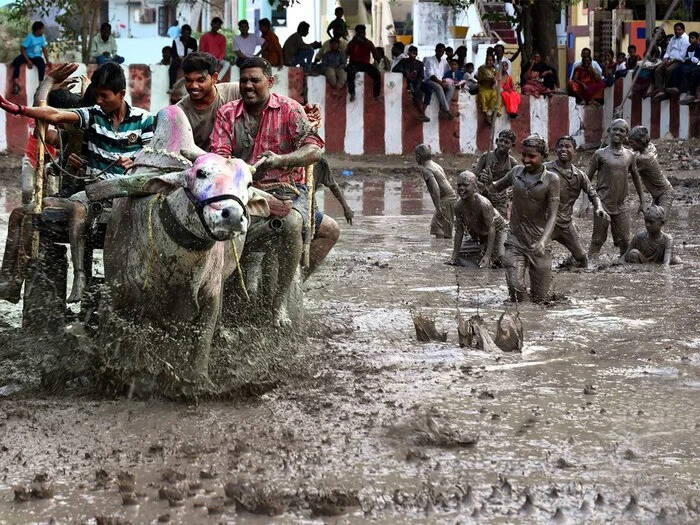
143, 193, 165, 290
230, 239, 250, 302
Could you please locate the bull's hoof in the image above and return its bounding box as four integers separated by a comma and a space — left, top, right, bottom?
273, 307, 292, 328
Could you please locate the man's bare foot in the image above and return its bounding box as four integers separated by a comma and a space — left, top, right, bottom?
67, 270, 86, 303
273, 304, 292, 328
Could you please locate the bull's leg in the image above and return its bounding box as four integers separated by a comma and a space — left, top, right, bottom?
190, 292, 220, 385
273, 211, 303, 327
67, 201, 88, 303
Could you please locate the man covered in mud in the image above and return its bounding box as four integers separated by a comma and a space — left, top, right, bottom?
414, 143, 458, 239
587, 118, 645, 259
475, 129, 519, 218
446, 171, 507, 268
313, 157, 354, 225
628, 125, 674, 217
488, 134, 560, 303
210, 57, 333, 325
624, 205, 681, 266
545, 135, 609, 268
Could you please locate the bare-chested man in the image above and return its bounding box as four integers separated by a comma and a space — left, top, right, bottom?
475, 129, 519, 217
587, 118, 645, 258
415, 143, 458, 239
628, 125, 674, 217
445, 171, 507, 268
545, 135, 609, 268
489, 134, 560, 303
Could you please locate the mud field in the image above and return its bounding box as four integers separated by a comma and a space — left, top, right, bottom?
2, 145, 700, 524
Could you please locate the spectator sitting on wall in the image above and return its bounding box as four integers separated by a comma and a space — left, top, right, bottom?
499, 61, 520, 119
315, 26, 347, 63
392, 45, 429, 122
326, 6, 349, 40
233, 19, 264, 68
169, 24, 198, 89
477, 54, 499, 124
675, 31, 700, 105
633, 27, 666, 97
11, 21, 52, 95
443, 59, 465, 88
455, 46, 468, 69
626, 45, 641, 70
520, 52, 556, 96
200, 17, 231, 79
167, 20, 180, 40
374, 48, 392, 72
390, 41, 407, 71
423, 43, 456, 119
283, 21, 321, 71
568, 55, 605, 105
91, 23, 124, 65
653, 22, 689, 101
259, 18, 284, 69
569, 48, 602, 80
346, 24, 381, 102
445, 46, 454, 62
615, 52, 628, 78
601, 49, 616, 87
160, 46, 172, 66
322, 38, 347, 95
464, 62, 479, 94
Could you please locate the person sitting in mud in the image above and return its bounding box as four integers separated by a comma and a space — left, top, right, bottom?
313, 157, 354, 225
587, 119, 645, 260
474, 129, 519, 218
624, 205, 681, 266
445, 171, 507, 268
210, 57, 332, 326
628, 126, 674, 218
0, 62, 154, 303
545, 135, 609, 268
488, 134, 560, 303
414, 143, 458, 239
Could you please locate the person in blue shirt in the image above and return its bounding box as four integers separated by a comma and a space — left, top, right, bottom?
11, 21, 52, 95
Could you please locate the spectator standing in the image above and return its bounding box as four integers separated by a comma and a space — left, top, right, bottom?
493, 43, 520, 72
283, 22, 321, 71
477, 54, 498, 123
11, 21, 51, 95
653, 22, 689, 101
169, 24, 198, 89
326, 7, 349, 40
392, 45, 429, 121
423, 43, 455, 119
91, 23, 124, 65
167, 20, 181, 40
322, 38, 347, 95
233, 19, 264, 68
199, 17, 230, 79
160, 46, 172, 66
346, 25, 381, 101
259, 18, 284, 69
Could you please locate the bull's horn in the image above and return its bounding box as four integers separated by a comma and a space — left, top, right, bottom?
180, 147, 207, 162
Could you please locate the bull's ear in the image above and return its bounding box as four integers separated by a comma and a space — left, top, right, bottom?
247, 187, 271, 218
142, 170, 188, 194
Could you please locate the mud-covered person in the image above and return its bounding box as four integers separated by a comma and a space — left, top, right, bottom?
475, 129, 519, 218
0, 62, 154, 303
587, 118, 645, 260
313, 158, 354, 225
628, 125, 674, 217
414, 143, 458, 239
624, 205, 681, 266
210, 57, 336, 325
546, 135, 609, 268
446, 171, 507, 268
488, 134, 560, 303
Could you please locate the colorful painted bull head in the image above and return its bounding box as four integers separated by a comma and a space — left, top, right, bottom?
143, 152, 253, 241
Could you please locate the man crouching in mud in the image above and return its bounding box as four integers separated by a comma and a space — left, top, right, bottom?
488, 134, 560, 303
210, 57, 336, 326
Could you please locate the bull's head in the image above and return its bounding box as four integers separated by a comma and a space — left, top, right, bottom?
143, 152, 254, 241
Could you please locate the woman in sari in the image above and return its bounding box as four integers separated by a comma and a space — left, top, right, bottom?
520, 52, 556, 97
567, 56, 606, 104
499, 61, 521, 118
477, 54, 499, 123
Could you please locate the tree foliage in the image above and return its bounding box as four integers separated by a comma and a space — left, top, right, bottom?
0, 7, 31, 62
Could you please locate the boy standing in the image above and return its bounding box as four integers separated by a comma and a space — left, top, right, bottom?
474, 129, 519, 218
11, 21, 51, 95
326, 7, 349, 40
489, 135, 560, 303
587, 119, 645, 259
624, 206, 681, 266
415, 144, 458, 239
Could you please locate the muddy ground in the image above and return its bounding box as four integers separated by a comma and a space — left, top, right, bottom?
2, 142, 700, 524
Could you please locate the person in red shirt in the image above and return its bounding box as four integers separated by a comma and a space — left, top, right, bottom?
259, 18, 283, 69
346, 24, 381, 101
199, 17, 230, 79
210, 57, 338, 326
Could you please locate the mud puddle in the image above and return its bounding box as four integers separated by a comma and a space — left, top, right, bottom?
2, 161, 700, 523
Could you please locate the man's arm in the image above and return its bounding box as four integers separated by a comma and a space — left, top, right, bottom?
586, 151, 600, 187
327, 180, 354, 224
447, 204, 465, 264
662, 234, 673, 266
487, 167, 514, 194
255, 144, 322, 176
531, 173, 560, 256
580, 170, 610, 221
0, 93, 80, 124
423, 170, 442, 214
481, 221, 497, 268
629, 155, 645, 213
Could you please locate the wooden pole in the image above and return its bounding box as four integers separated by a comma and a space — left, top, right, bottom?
31, 100, 47, 258
303, 164, 315, 269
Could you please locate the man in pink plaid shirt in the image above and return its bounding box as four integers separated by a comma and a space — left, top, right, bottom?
210, 57, 339, 326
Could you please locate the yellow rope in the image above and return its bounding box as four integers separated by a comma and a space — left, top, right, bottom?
143, 194, 163, 290
230, 239, 250, 302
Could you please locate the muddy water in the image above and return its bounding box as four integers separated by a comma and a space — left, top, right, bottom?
2, 172, 700, 523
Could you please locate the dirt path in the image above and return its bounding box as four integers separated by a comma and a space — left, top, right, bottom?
2, 147, 700, 523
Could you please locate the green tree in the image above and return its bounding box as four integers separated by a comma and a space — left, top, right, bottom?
0, 7, 31, 62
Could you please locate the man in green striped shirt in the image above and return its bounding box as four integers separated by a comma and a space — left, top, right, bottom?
0, 61, 153, 302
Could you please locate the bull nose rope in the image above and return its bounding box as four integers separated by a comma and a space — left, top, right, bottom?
230, 239, 250, 302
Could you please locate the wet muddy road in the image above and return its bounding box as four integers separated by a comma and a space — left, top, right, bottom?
2, 157, 700, 523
